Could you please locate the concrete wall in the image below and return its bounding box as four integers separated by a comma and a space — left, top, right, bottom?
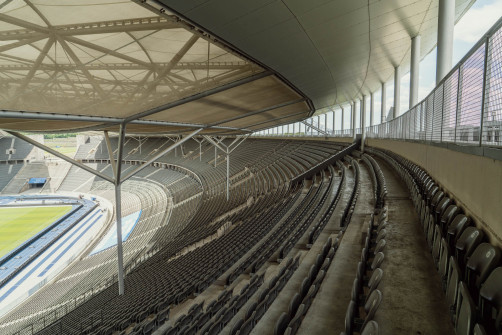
367, 139, 502, 247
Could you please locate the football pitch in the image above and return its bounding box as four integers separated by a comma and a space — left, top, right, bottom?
0, 205, 73, 258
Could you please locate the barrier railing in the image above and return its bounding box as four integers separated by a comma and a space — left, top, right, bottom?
254, 18, 502, 149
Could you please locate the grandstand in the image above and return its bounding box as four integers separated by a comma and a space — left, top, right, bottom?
0, 1, 500, 335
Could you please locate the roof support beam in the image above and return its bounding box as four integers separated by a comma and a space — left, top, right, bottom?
124, 71, 272, 123
0, 110, 250, 133
302, 119, 329, 136
121, 128, 203, 183
4, 131, 114, 183
207, 98, 305, 128
104, 130, 117, 179
56, 36, 106, 98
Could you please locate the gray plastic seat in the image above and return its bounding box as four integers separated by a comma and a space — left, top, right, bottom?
447, 214, 471, 249
361, 290, 383, 330
473, 323, 487, 335
479, 267, 502, 333
365, 268, 383, 303
274, 312, 290, 335
434, 197, 452, 226
455, 227, 484, 270
455, 282, 477, 335
446, 256, 461, 318
361, 320, 379, 335
465, 243, 501, 297
371, 252, 385, 270
440, 205, 460, 233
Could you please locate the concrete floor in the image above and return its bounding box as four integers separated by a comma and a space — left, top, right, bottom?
372, 156, 455, 335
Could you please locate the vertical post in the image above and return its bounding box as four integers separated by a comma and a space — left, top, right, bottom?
341, 107, 344, 134
115, 123, 126, 296
293, 123, 295, 136
226, 149, 230, 201
381, 82, 387, 123
394, 66, 401, 119
352, 101, 356, 140
436, 0, 455, 84
479, 37, 490, 147
324, 113, 328, 135
199, 141, 202, 161
333, 109, 336, 135
410, 35, 421, 108
214, 146, 217, 167
370, 92, 374, 127
362, 95, 366, 151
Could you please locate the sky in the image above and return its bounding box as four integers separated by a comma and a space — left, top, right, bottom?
264, 0, 502, 133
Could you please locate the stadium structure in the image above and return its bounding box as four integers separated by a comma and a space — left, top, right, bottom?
0, 1, 500, 335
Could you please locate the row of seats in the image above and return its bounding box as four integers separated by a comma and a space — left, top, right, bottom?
341, 156, 361, 227
275, 235, 341, 335
308, 163, 345, 245
369, 148, 502, 335
339, 152, 388, 335
229, 256, 300, 335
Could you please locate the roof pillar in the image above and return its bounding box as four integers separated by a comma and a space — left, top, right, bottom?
436, 0, 455, 84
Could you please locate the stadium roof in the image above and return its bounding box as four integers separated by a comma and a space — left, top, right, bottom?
0, 0, 474, 135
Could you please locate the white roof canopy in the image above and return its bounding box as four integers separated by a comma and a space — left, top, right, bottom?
0, 0, 312, 134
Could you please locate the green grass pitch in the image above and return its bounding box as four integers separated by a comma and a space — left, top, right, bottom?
0, 206, 73, 258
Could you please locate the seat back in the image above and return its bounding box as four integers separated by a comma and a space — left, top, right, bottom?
438, 238, 450, 281
361, 320, 379, 335
479, 266, 502, 331
465, 243, 501, 295
446, 256, 461, 315
362, 290, 382, 329
473, 323, 487, 335
455, 282, 476, 335
447, 214, 471, 249
366, 268, 383, 303
371, 252, 385, 270
274, 312, 290, 335
440, 205, 460, 234
455, 227, 484, 270
435, 197, 452, 226
344, 300, 356, 335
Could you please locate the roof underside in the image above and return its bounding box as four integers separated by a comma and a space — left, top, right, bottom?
161, 0, 474, 113
0, 0, 475, 134
0, 0, 311, 134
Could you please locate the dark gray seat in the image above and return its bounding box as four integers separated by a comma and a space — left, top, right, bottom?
447, 214, 471, 249
274, 312, 290, 335
465, 243, 501, 299
455, 227, 484, 270
361, 320, 379, 335
479, 267, 502, 333
455, 282, 477, 335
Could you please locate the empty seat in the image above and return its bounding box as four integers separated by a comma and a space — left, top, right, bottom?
479, 267, 502, 333
446, 256, 462, 318
465, 243, 501, 299
274, 312, 290, 335
361, 320, 379, 335
455, 227, 484, 270
455, 282, 477, 335
447, 214, 471, 249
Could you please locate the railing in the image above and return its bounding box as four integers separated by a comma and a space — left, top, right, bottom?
254, 18, 502, 149
366, 17, 502, 147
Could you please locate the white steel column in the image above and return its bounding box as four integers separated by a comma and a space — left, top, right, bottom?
341, 107, 344, 134
436, 0, 455, 84
393, 66, 401, 119
370, 92, 374, 126
410, 35, 421, 108
226, 149, 230, 201
361, 95, 366, 151
324, 113, 328, 134
352, 101, 356, 139
332, 110, 336, 135
381, 82, 387, 123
